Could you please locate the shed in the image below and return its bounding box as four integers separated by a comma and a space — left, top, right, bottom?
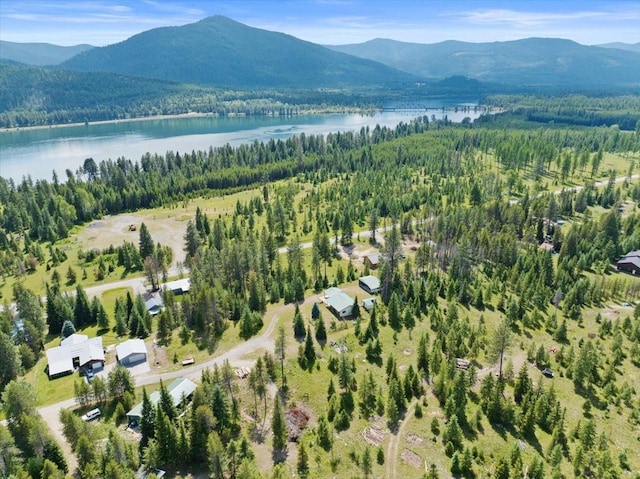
362, 297, 376, 311
359, 275, 381, 294
617, 250, 640, 275
364, 253, 381, 269
116, 338, 147, 367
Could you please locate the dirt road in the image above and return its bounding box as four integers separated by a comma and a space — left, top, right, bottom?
386, 398, 417, 479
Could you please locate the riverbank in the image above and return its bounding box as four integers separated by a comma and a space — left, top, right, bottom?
0, 106, 381, 134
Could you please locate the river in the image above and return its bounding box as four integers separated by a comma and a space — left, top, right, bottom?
0, 100, 484, 181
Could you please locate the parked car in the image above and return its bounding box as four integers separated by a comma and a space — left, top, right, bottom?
542, 368, 554, 378
81, 408, 101, 421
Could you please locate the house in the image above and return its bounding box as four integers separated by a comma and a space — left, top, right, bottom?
127, 378, 197, 424
144, 294, 163, 316
116, 338, 148, 367
162, 278, 191, 295
324, 288, 355, 318
46, 334, 105, 379
617, 250, 640, 275
364, 253, 381, 269
359, 275, 381, 294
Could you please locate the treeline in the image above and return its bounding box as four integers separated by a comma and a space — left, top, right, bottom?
483, 94, 640, 131
0, 61, 399, 128
3, 117, 640, 283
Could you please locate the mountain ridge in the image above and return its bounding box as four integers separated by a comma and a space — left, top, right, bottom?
62, 15, 415, 89
0, 40, 94, 66
327, 37, 640, 89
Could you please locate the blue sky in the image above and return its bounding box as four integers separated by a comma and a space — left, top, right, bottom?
1, 0, 639, 46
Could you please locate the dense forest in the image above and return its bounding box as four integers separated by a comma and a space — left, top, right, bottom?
1, 102, 640, 479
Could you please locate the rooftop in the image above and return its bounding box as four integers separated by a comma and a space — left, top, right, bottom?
116, 338, 147, 359
325, 291, 355, 312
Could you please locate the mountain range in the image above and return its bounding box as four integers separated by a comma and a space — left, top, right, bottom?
0, 40, 94, 66
327, 38, 640, 89
1, 15, 639, 128
1, 17, 638, 92
61, 16, 414, 89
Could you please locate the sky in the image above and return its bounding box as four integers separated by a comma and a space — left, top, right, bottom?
1, 0, 639, 47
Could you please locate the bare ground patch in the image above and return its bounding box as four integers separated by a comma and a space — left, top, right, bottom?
77, 212, 188, 271
406, 433, 425, 446
401, 448, 422, 468
363, 417, 388, 447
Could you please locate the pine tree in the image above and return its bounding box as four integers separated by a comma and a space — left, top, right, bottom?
139, 222, 155, 260
139, 388, 155, 450
74, 285, 91, 327
297, 439, 309, 478
293, 304, 305, 339
388, 292, 402, 331
315, 314, 327, 343
304, 326, 316, 368
311, 302, 320, 320
272, 396, 287, 458
417, 332, 429, 379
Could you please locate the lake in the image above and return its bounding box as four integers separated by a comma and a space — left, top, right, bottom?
0, 100, 485, 181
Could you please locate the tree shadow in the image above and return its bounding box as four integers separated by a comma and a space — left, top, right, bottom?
272, 448, 289, 465
250, 423, 266, 444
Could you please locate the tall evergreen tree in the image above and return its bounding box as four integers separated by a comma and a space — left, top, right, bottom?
73, 285, 91, 328
138, 223, 155, 260
139, 388, 154, 450
271, 396, 287, 459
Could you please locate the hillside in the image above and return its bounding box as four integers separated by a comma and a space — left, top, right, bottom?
62, 15, 415, 89
0, 61, 187, 126
598, 42, 640, 53
328, 38, 640, 90
0, 40, 94, 66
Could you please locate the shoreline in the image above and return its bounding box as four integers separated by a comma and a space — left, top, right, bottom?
0, 111, 228, 133
0, 105, 485, 133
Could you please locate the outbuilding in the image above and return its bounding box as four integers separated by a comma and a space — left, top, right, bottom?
364, 253, 381, 269
617, 250, 640, 275
359, 275, 381, 294
116, 338, 148, 367
162, 278, 191, 295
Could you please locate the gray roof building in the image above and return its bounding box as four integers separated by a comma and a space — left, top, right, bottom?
127, 378, 197, 422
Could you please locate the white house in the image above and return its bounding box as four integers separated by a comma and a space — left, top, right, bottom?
324, 289, 355, 318
116, 338, 148, 367
46, 334, 105, 378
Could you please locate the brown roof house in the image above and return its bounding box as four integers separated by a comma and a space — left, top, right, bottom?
617, 250, 640, 275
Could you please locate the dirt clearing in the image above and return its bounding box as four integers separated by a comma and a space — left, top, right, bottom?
77, 212, 189, 272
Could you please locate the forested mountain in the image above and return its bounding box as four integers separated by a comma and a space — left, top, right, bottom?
0, 40, 94, 65
0, 60, 188, 126
597, 42, 640, 53
62, 15, 415, 89
327, 38, 640, 90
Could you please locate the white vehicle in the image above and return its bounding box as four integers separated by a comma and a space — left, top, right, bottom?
81, 408, 101, 421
